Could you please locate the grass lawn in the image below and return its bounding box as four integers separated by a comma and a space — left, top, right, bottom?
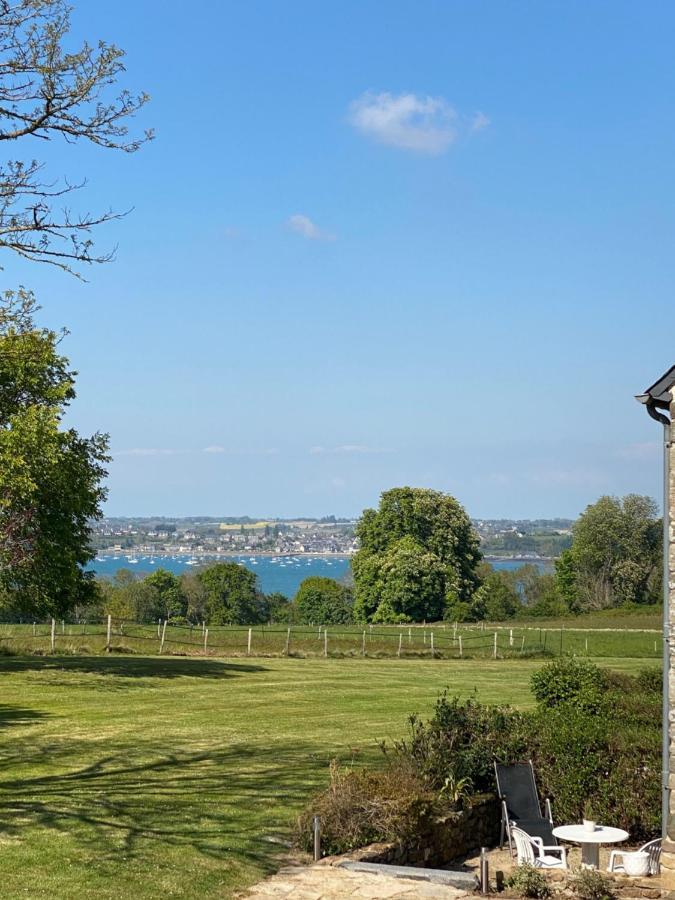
0, 654, 654, 899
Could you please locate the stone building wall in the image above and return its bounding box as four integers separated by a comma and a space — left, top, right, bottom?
664, 392, 675, 897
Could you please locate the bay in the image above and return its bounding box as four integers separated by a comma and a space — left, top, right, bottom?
89, 554, 550, 598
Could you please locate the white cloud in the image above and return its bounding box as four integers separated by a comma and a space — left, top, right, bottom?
309, 444, 391, 455
349, 91, 458, 154
203, 445, 226, 454
348, 91, 489, 154
287, 214, 334, 241
470, 111, 490, 133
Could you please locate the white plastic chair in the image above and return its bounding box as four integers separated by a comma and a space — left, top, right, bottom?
608, 839, 661, 876
512, 826, 568, 870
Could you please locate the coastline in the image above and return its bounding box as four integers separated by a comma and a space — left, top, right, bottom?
92, 550, 553, 562
94, 549, 353, 559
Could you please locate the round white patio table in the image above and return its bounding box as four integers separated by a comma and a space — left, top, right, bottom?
552, 825, 629, 869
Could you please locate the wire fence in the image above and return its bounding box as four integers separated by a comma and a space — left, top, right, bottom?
0, 618, 661, 660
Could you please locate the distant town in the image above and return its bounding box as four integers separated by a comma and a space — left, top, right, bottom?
91, 516, 573, 560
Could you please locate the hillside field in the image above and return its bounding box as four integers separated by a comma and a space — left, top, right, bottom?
0, 651, 656, 899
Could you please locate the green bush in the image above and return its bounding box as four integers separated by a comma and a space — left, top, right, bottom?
387, 693, 527, 792
636, 667, 662, 694
525, 663, 660, 839
505, 864, 551, 899
569, 868, 617, 900
530, 658, 607, 712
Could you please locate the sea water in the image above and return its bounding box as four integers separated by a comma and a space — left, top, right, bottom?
88, 554, 549, 598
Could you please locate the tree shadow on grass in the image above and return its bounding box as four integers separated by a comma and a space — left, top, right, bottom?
0, 655, 267, 680
0, 705, 49, 728
0, 738, 334, 876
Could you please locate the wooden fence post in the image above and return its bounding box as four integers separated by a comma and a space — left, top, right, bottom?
50, 618, 55, 652
459, 635, 463, 658
493, 632, 497, 659
324, 629, 328, 658
362, 631, 366, 656
509, 629, 513, 647
430, 632, 435, 658
203, 627, 208, 654
247, 628, 252, 656
521, 634, 525, 653
160, 620, 167, 654
32, 622, 36, 637
397, 634, 402, 657
285, 627, 291, 656
408, 627, 412, 644
61, 619, 65, 635
106, 614, 112, 652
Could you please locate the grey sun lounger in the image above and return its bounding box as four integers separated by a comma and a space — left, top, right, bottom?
494, 760, 555, 853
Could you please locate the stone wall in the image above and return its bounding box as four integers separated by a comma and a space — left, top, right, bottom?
328, 794, 499, 869
665, 392, 675, 898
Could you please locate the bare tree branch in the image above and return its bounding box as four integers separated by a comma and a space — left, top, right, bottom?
0, 0, 151, 276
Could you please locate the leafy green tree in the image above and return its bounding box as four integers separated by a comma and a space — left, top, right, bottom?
197, 562, 265, 625
472, 569, 520, 621
372, 537, 446, 623
352, 487, 481, 623
144, 569, 186, 620
556, 495, 661, 610
265, 591, 294, 623
294, 577, 353, 625
0, 290, 109, 617
180, 571, 209, 623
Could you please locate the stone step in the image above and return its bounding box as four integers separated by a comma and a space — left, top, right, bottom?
337, 860, 478, 890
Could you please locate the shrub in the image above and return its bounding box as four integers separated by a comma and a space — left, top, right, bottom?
530, 658, 607, 712
505, 864, 550, 899
569, 868, 617, 900
526, 696, 659, 839
296, 759, 433, 856
636, 667, 662, 694
387, 693, 528, 792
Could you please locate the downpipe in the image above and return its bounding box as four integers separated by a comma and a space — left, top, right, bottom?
663, 421, 671, 839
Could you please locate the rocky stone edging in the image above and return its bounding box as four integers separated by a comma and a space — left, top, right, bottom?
319, 794, 500, 870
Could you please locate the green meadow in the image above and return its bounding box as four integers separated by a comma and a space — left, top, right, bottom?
0, 652, 655, 899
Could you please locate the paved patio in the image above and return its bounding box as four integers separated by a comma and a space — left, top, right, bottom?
239, 863, 471, 899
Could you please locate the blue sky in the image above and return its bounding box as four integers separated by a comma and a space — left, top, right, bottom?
8, 1, 674, 519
